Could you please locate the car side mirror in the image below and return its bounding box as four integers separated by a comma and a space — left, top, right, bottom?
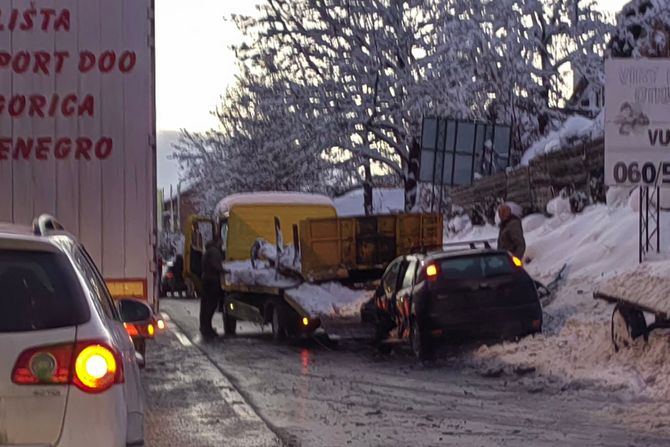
118, 298, 153, 325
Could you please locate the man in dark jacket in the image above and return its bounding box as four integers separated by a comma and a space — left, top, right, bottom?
497, 204, 526, 259
200, 236, 225, 339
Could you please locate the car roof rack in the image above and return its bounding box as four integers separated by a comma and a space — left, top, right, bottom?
444, 238, 497, 252
32, 214, 66, 236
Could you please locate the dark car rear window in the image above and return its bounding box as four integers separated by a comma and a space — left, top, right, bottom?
0, 250, 90, 332
438, 254, 515, 280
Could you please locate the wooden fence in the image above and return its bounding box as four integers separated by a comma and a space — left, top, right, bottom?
450, 138, 605, 215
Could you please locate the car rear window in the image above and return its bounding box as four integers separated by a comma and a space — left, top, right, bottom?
438, 254, 515, 280
0, 250, 90, 332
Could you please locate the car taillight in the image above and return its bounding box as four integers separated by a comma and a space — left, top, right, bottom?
124, 321, 158, 339
12, 343, 73, 385
73, 343, 122, 393
425, 263, 439, 281
12, 341, 124, 394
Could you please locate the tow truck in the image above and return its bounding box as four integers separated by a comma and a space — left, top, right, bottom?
180, 192, 443, 341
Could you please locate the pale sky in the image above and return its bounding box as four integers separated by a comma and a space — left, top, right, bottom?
155, 0, 631, 133
156, 0, 263, 132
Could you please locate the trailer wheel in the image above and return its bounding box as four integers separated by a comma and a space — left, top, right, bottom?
223, 309, 237, 336
272, 304, 288, 342
611, 304, 647, 352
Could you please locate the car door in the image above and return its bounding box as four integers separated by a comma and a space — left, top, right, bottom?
73, 245, 144, 443
379, 257, 404, 314
396, 260, 417, 321
395, 260, 417, 338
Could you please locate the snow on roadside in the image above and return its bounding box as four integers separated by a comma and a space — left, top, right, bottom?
450, 203, 670, 400
520, 113, 603, 166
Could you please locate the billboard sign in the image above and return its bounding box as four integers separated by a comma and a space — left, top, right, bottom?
605, 58, 670, 186
420, 118, 511, 187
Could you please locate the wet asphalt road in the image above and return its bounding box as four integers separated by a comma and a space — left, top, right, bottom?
142, 318, 280, 446
144, 298, 670, 447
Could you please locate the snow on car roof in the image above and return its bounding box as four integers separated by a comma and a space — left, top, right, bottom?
215, 192, 335, 215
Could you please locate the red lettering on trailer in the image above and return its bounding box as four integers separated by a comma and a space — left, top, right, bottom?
0, 94, 95, 118
75, 138, 92, 160
54, 138, 71, 159
0, 137, 113, 160
54, 51, 69, 74
13, 51, 30, 74
0, 138, 10, 160
13, 138, 33, 160
35, 137, 51, 160
78, 51, 95, 73
119, 52, 137, 73
95, 138, 113, 160
0, 8, 71, 32
33, 51, 51, 75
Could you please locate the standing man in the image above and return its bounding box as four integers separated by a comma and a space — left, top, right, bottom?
497, 204, 526, 259
200, 235, 224, 339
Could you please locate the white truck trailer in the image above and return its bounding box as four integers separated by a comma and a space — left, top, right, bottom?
0, 0, 157, 306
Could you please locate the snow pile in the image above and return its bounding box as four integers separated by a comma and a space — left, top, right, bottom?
334, 188, 404, 216
521, 114, 601, 166
445, 214, 472, 235
472, 292, 670, 399
606, 186, 635, 208
224, 261, 374, 318
224, 261, 300, 289
545, 195, 572, 216
284, 282, 375, 318
457, 202, 670, 399
523, 205, 640, 280
252, 239, 301, 271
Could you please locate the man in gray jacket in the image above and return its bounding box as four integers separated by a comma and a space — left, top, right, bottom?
497, 204, 526, 259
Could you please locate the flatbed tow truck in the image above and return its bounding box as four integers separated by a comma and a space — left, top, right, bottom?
181, 192, 443, 341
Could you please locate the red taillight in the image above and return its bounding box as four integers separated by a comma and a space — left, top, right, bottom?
73, 342, 123, 393
425, 263, 439, 281
124, 322, 140, 337
12, 343, 73, 385
124, 321, 157, 339
12, 341, 124, 393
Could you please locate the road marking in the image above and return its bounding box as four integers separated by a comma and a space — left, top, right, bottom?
162, 312, 192, 346
161, 312, 267, 422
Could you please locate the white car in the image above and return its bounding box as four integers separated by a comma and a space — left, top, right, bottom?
0, 216, 146, 446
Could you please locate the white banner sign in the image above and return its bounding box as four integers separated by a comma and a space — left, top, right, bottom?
605, 58, 670, 186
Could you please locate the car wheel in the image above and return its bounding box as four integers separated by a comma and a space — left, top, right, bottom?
611, 304, 647, 352
410, 318, 434, 361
